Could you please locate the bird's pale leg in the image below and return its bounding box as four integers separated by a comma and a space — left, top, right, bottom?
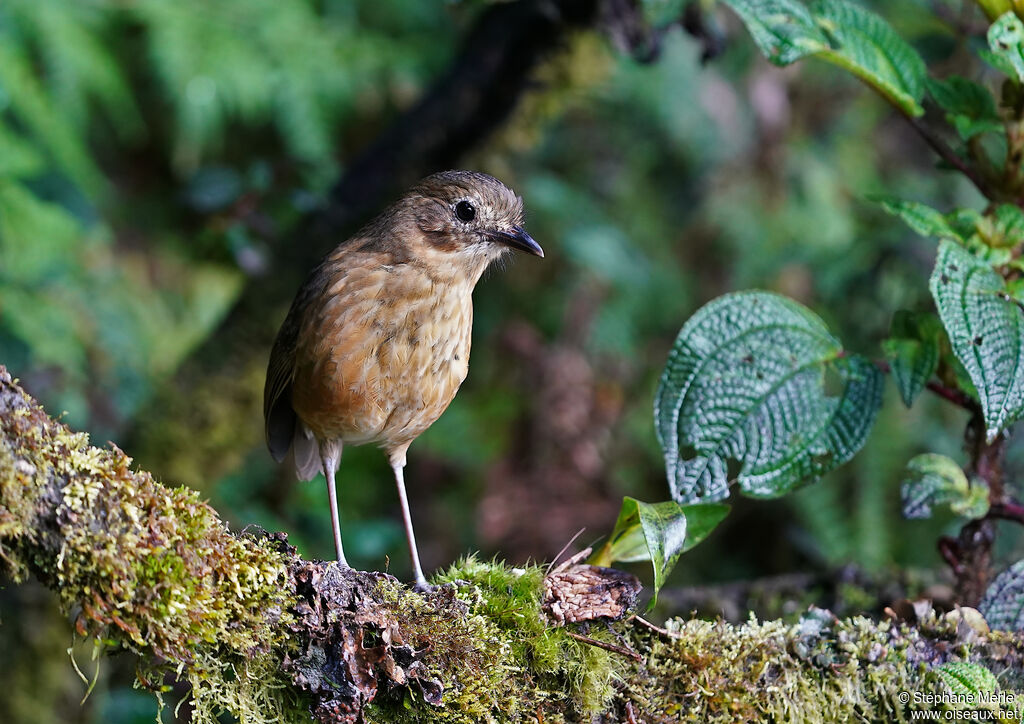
390, 455, 427, 588
319, 439, 347, 566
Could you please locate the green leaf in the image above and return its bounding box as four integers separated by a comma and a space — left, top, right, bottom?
982, 204, 1024, 248
0, 44, 104, 193
810, 0, 927, 116
592, 498, 684, 608
655, 291, 883, 504
925, 76, 1002, 140
676, 502, 731, 553
722, 0, 927, 115
930, 241, 1024, 440
874, 196, 969, 242
592, 500, 729, 607
931, 662, 1000, 703
0, 123, 45, 179
900, 453, 989, 520
988, 12, 1024, 83
882, 311, 942, 407
981, 560, 1024, 631
720, 0, 829, 65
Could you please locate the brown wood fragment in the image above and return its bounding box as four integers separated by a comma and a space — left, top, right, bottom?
542, 549, 641, 625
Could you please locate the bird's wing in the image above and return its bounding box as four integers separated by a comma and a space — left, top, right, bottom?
264, 326, 298, 462
263, 257, 336, 461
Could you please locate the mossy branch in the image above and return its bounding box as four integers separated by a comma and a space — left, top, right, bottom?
3, 365, 1024, 723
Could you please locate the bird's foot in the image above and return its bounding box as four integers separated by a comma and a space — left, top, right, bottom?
411, 579, 436, 594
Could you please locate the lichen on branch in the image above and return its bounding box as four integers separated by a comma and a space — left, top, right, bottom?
3, 365, 1024, 724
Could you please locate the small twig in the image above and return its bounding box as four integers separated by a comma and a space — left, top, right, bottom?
625, 700, 639, 724
628, 614, 681, 639
924, 380, 977, 411
546, 528, 587, 575
938, 536, 963, 576
565, 630, 643, 662
987, 500, 1024, 525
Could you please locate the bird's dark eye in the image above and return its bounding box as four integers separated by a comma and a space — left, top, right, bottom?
455, 200, 476, 223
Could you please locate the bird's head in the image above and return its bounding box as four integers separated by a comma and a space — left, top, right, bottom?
399, 170, 543, 279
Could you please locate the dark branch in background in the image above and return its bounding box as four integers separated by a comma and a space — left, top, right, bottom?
125, 0, 606, 485
299, 0, 603, 266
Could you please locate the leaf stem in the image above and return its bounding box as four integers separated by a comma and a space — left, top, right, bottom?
899, 111, 999, 202
873, 359, 977, 411
564, 630, 643, 661
987, 499, 1024, 524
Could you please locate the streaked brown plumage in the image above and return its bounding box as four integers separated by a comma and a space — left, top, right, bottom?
263, 170, 543, 586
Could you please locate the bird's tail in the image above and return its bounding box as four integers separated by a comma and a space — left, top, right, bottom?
293, 424, 322, 481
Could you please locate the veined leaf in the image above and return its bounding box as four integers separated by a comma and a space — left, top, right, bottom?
722, 0, 927, 116
655, 291, 883, 504
930, 241, 1024, 441
719, 0, 829, 65
883, 311, 942, 407
981, 560, 1024, 631
988, 12, 1024, 83
932, 662, 1000, 702
810, 0, 927, 116
925, 76, 1002, 141
874, 196, 970, 243
900, 453, 989, 520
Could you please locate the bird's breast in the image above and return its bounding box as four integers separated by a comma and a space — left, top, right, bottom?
290, 265, 474, 451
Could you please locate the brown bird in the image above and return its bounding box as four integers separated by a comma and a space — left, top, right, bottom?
263, 170, 543, 587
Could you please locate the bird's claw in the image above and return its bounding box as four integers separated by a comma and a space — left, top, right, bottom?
411, 580, 436, 594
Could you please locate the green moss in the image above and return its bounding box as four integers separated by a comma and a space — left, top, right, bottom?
624, 610, 1024, 723
365, 556, 627, 723
0, 373, 306, 723
6, 372, 1024, 724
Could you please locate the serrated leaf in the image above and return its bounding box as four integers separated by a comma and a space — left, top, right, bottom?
810, 0, 927, 116
930, 241, 1024, 440
981, 560, 1024, 631
932, 662, 1000, 701
655, 291, 883, 504
900, 453, 989, 520
883, 311, 942, 407
988, 12, 1024, 83
926, 76, 1002, 141
723, 0, 926, 115
874, 196, 969, 242
720, 0, 829, 65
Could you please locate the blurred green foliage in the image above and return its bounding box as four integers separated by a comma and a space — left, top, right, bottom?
3, 0, 1019, 721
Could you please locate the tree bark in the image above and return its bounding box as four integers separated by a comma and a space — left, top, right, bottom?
4, 367, 1024, 723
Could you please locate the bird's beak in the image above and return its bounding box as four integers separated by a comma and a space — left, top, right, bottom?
487, 225, 544, 258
